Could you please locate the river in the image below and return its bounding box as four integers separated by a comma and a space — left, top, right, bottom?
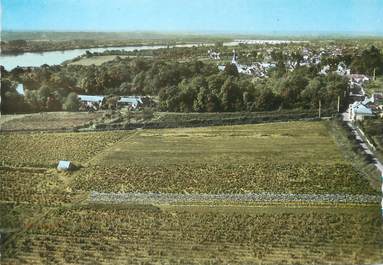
0, 43, 207, 71
0, 40, 305, 71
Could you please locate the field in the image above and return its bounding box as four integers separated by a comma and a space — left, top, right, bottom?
69, 55, 130, 66
3, 204, 382, 265
0, 168, 74, 205
0, 130, 126, 167
0, 112, 103, 131
1, 120, 382, 264
72, 122, 377, 194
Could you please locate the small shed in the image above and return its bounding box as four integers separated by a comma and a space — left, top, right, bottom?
57, 160, 75, 171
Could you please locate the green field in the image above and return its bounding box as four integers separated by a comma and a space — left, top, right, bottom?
72, 121, 377, 194
69, 55, 130, 66
1, 120, 382, 264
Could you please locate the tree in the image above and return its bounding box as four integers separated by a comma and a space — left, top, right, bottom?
220, 76, 242, 111
178, 80, 197, 112
278, 72, 308, 108
255, 88, 280, 111
223, 63, 239, 77
63, 92, 80, 111
1, 79, 26, 113
300, 77, 325, 108
351, 45, 383, 75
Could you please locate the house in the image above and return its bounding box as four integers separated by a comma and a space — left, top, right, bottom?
350, 74, 370, 84
57, 160, 75, 171
208, 50, 221, 60
118, 96, 143, 109
336, 62, 350, 76
349, 101, 374, 121
78, 95, 105, 110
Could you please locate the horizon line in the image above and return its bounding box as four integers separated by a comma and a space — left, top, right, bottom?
3, 29, 383, 37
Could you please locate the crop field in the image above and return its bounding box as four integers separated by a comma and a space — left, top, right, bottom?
0, 131, 127, 167
71, 121, 377, 194
89, 122, 345, 166
0, 112, 103, 131
1, 120, 382, 264
2, 204, 382, 265
73, 163, 376, 194
0, 167, 77, 205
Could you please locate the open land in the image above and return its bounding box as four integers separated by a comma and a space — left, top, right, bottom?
0, 112, 104, 132
1, 120, 382, 264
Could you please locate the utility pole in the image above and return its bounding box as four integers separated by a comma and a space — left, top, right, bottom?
337, 96, 340, 113
373, 68, 376, 81
318, 99, 322, 119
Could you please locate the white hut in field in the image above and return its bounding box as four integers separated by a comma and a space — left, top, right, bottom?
57, 160, 75, 171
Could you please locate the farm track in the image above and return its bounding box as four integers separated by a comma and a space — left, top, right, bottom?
89, 191, 381, 204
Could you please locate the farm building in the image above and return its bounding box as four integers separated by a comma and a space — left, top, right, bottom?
78, 95, 105, 110
118, 96, 143, 109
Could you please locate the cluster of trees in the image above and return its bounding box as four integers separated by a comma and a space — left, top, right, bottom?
1, 78, 80, 113
159, 65, 349, 112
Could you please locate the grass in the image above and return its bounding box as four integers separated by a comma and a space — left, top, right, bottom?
326, 118, 381, 190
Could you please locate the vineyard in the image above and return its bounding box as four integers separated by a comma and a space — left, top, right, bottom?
90, 121, 345, 167
72, 163, 377, 194
71, 121, 377, 194
2, 204, 382, 265
1, 120, 382, 264
0, 167, 78, 205
0, 131, 127, 167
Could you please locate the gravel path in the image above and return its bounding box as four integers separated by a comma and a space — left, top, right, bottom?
89, 191, 380, 204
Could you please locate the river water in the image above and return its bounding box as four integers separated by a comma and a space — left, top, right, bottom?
0, 43, 206, 71
0, 40, 305, 71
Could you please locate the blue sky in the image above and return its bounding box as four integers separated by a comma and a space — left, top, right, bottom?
2, 0, 383, 35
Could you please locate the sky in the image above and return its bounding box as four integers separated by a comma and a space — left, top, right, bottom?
2, 0, 383, 35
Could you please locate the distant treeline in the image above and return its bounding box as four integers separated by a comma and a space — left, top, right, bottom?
1, 31, 231, 54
